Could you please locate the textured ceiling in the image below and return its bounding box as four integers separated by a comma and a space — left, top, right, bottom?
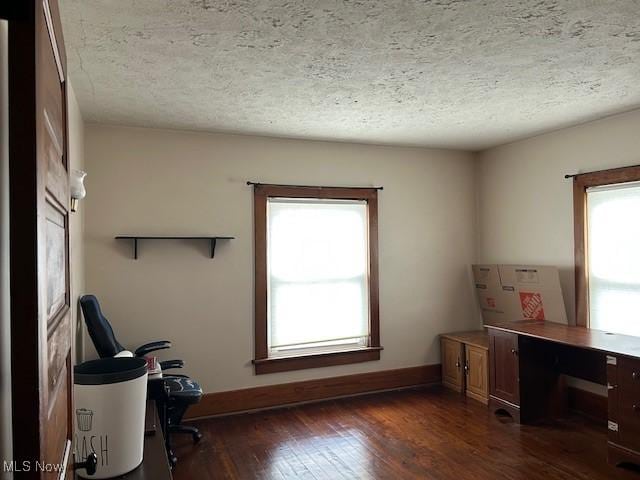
59, 0, 640, 150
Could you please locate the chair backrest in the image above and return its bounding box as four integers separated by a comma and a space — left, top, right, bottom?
79, 295, 125, 358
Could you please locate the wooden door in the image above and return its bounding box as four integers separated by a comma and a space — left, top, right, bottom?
465, 345, 489, 404
489, 330, 520, 406
8, 1, 73, 477
441, 338, 464, 392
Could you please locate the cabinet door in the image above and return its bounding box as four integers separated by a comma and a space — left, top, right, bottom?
466, 346, 489, 404
441, 338, 464, 392
617, 357, 640, 452
489, 330, 520, 406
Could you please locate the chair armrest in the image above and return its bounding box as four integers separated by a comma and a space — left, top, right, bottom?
134, 340, 172, 357
160, 359, 184, 371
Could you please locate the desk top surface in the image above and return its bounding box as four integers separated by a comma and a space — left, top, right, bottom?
485, 321, 640, 359
440, 331, 489, 350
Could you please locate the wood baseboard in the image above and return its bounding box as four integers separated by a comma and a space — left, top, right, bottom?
568, 386, 607, 424
186, 364, 441, 419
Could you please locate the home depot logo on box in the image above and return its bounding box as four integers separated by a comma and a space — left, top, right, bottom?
519, 292, 545, 320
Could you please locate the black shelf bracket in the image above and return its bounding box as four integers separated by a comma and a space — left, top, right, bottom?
115, 235, 234, 260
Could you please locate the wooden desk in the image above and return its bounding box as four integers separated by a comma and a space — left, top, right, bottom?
485, 320, 640, 358
485, 321, 640, 468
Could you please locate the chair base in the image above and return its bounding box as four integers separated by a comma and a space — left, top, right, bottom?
166, 424, 202, 468
169, 423, 203, 443
168, 451, 178, 468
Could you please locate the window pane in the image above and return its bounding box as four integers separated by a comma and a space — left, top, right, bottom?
270, 281, 367, 348
587, 182, 640, 336
267, 199, 369, 352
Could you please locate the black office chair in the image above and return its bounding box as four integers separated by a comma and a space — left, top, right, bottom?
79, 294, 203, 466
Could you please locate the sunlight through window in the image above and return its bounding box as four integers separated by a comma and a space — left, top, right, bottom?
587, 182, 640, 336
267, 198, 370, 355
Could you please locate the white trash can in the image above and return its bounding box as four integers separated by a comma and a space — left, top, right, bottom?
74, 357, 148, 478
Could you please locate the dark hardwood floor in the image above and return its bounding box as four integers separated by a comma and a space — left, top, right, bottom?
172, 386, 640, 479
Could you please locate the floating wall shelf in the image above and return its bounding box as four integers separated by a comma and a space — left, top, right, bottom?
115, 235, 235, 259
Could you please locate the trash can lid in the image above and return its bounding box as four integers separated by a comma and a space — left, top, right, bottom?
74, 357, 147, 385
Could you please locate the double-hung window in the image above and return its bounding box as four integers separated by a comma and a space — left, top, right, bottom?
252, 185, 381, 374
574, 166, 640, 336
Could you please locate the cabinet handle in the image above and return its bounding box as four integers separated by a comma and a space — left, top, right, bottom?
456, 358, 461, 369
633, 404, 640, 412
464, 363, 469, 375
632, 372, 640, 380
511, 348, 518, 356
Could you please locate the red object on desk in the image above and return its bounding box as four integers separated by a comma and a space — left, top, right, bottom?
145, 356, 161, 376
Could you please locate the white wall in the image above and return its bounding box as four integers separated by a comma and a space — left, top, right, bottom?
476, 107, 640, 394
477, 109, 640, 324
84, 125, 478, 393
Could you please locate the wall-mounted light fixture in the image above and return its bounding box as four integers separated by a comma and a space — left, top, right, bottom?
70, 169, 87, 212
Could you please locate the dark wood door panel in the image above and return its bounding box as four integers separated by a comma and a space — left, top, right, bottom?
617, 357, 640, 452
41, 33, 64, 150
44, 358, 71, 465
45, 200, 68, 323
489, 330, 520, 405
618, 403, 640, 453
47, 313, 72, 400
40, 7, 72, 471
44, 124, 69, 203
41, 0, 68, 207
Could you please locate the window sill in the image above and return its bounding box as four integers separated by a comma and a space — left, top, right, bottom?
253, 346, 383, 375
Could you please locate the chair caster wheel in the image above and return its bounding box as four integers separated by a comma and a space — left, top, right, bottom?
193, 431, 203, 443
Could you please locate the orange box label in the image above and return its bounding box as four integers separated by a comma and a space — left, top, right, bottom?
519, 292, 545, 320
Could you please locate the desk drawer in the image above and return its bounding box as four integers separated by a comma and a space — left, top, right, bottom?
611, 357, 640, 453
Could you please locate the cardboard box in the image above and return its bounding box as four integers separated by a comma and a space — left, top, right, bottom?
472, 264, 568, 324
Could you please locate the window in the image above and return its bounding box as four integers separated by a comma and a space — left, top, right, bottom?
573, 165, 640, 335
253, 185, 381, 374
